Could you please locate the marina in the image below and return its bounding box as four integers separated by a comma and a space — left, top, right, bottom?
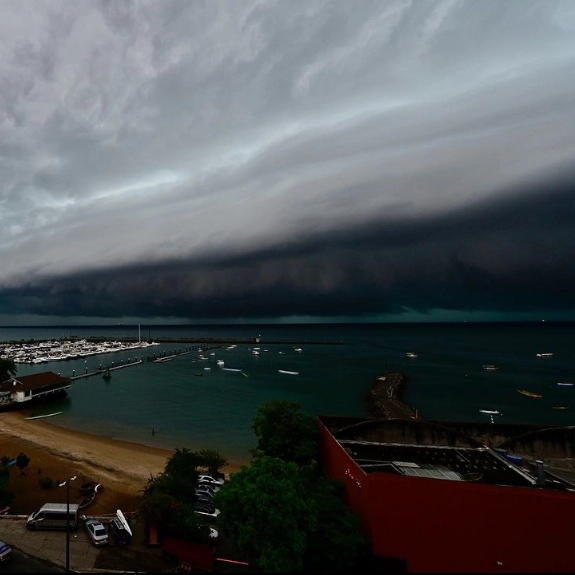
0, 321, 573, 463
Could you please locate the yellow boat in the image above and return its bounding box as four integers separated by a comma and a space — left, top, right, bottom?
518, 389, 543, 399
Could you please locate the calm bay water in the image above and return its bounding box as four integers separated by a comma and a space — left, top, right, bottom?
2, 322, 574, 465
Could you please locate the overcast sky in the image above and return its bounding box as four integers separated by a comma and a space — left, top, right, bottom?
1, 0, 575, 326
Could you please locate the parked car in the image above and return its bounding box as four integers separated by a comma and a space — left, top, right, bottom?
195, 483, 218, 495
109, 517, 131, 545
194, 503, 221, 519
197, 474, 225, 486
194, 490, 214, 502
83, 518, 109, 546
0, 540, 12, 563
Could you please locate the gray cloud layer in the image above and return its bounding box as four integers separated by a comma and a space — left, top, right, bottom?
1, 0, 574, 324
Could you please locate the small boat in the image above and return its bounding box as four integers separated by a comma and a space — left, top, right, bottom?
294, 347, 303, 353
482, 364, 498, 371
194, 372, 203, 377
553, 406, 569, 410
518, 389, 543, 399
216, 360, 225, 366
536, 352, 553, 358
479, 409, 501, 415
25, 411, 63, 420
406, 352, 418, 359
102, 368, 111, 380
278, 369, 299, 375
222, 367, 242, 372
117, 509, 133, 537
242, 372, 250, 378
557, 382, 574, 387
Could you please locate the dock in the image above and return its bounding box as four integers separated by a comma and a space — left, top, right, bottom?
365, 371, 419, 420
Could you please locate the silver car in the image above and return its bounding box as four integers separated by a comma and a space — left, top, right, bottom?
83, 518, 109, 546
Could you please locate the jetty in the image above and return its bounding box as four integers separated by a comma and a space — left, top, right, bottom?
365, 371, 419, 420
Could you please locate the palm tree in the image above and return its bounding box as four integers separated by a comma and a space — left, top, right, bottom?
0, 358, 17, 383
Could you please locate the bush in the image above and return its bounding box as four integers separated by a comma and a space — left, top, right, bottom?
39, 476, 54, 489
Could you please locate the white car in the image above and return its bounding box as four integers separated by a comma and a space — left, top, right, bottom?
197, 474, 225, 486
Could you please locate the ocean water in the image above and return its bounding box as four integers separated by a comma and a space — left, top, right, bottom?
2, 322, 574, 466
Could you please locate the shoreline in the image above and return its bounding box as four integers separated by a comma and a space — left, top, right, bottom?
0, 410, 246, 475
0, 410, 246, 515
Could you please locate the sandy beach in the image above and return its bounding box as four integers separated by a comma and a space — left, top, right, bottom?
0, 411, 241, 516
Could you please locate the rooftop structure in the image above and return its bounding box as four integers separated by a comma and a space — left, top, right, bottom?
0, 371, 71, 409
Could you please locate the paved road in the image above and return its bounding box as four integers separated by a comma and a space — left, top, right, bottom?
5, 548, 64, 573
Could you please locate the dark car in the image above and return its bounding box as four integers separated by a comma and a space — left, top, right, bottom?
194, 491, 214, 504
0, 540, 12, 563
109, 517, 131, 545
83, 518, 109, 546
195, 483, 218, 496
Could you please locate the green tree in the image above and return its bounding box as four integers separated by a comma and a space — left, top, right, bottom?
0, 358, 17, 382
163, 447, 202, 481
251, 400, 319, 465
139, 491, 183, 531
142, 471, 195, 504
15, 452, 30, 476
301, 475, 370, 573
197, 448, 228, 476
214, 456, 368, 573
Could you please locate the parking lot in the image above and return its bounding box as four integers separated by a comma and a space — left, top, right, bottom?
0, 514, 169, 573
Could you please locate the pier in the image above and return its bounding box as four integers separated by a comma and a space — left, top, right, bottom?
365, 371, 419, 420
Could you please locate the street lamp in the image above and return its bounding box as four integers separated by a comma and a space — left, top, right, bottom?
59, 476, 77, 573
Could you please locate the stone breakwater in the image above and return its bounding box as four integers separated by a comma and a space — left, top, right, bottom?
365, 371, 419, 420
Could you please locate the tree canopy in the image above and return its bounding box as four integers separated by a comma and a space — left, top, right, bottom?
0, 358, 17, 383
214, 456, 368, 573
251, 399, 319, 465
139, 447, 227, 543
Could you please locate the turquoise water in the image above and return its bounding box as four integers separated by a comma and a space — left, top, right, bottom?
3, 322, 574, 465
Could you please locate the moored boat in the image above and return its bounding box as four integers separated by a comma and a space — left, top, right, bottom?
518, 389, 543, 399
482, 364, 498, 371
406, 352, 418, 358
278, 369, 299, 375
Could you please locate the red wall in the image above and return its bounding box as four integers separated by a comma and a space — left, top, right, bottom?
162, 537, 215, 572
318, 421, 575, 573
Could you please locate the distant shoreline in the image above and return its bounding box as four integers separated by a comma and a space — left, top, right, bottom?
1, 335, 345, 346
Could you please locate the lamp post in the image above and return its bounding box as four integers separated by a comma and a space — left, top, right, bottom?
59, 476, 76, 573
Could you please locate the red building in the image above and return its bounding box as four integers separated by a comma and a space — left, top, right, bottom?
317, 415, 575, 573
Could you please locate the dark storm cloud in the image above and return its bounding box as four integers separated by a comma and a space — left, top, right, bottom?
2, 169, 574, 322
0, 1, 574, 324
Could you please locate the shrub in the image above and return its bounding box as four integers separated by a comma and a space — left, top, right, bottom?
39, 476, 54, 489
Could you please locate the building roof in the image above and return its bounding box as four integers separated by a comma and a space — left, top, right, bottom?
0, 371, 71, 392
318, 415, 575, 492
